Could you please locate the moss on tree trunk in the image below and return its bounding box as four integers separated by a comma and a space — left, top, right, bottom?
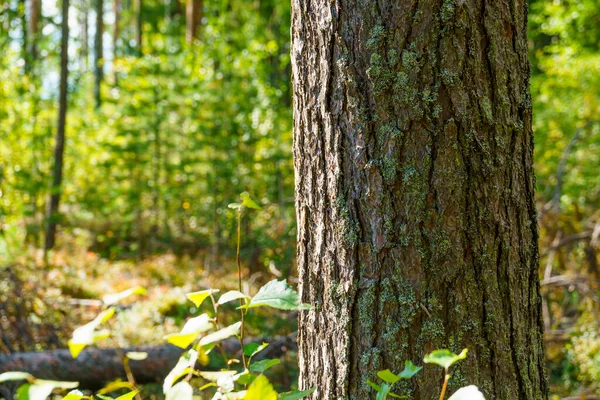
291, 0, 548, 398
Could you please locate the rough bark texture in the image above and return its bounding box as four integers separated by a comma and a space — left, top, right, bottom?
291, 1, 547, 399
44, 0, 70, 252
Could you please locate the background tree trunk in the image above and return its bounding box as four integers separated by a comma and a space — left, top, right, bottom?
27, 0, 40, 61
291, 1, 548, 399
45, 0, 70, 252
133, 0, 142, 56
185, 0, 202, 44
94, 0, 103, 108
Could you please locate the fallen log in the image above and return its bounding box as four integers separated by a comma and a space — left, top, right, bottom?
0, 335, 296, 389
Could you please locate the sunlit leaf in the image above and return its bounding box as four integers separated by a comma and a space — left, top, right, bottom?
63, 390, 86, 400
240, 192, 261, 210
115, 390, 141, 400
377, 369, 400, 384
165, 381, 193, 400
218, 290, 249, 305
164, 314, 213, 348
97, 380, 134, 394
447, 385, 485, 400
198, 370, 237, 382
423, 348, 468, 369
243, 375, 277, 400
163, 350, 198, 393
102, 287, 147, 306
0, 372, 34, 383
186, 289, 219, 308
28, 379, 79, 400
199, 322, 241, 346
241, 280, 311, 311
126, 352, 148, 361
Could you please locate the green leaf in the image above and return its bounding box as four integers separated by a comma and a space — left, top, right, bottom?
423, 348, 468, 369
218, 290, 249, 305
278, 388, 316, 400
166, 381, 193, 400
199, 322, 241, 346
244, 375, 277, 400
0, 372, 34, 383
241, 280, 312, 311
244, 342, 268, 359
228, 203, 242, 209
447, 386, 485, 400
375, 382, 391, 400
186, 289, 219, 308
377, 369, 399, 384
398, 360, 422, 379
102, 287, 147, 306
240, 192, 261, 210
248, 358, 280, 374
366, 380, 382, 392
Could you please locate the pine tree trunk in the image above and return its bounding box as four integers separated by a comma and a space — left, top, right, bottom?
45, 0, 70, 252
291, 1, 548, 399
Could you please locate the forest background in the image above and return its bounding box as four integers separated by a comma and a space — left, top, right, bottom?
0, 0, 599, 397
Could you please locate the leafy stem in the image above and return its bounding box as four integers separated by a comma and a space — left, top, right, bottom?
236, 208, 247, 370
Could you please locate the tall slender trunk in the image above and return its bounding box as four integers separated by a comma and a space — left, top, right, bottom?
93, 0, 103, 108
291, 1, 548, 399
79, 0, 88, 72
112, 0, 119, 84
133, 0, 142, 56
27, 0, 40, 61
185, 0, 202, 44
45, 0, 70, 252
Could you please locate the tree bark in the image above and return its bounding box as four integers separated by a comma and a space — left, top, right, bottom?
133, 0, 142, 56
44, 0, 70, 252
291, 1, 547, 399
112, 0, 119, 84
185, 0, 202, 44
27, 0, 40, 61
94, 0, 103, 108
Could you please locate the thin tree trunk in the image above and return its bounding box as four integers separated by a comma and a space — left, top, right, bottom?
93, 0, 103, 108
45, 0, 70, 252
291, 1, 547, 399
185, 0, 202, 44
27, 0, 40, 61
112, 0, 119, 84
133, 0, 142, 56
79, 0, 88, 72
